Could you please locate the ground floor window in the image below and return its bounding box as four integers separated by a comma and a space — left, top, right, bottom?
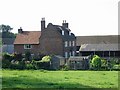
65, 52, 68, 58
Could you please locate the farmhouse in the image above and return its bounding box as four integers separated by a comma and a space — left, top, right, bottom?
14, 18, 76, 58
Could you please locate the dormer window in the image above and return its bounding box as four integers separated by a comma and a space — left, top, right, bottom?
62, 30, 64, 35
24, 44, 32, 49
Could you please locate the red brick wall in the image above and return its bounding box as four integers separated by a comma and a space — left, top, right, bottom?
14, 44, 40, 56
39, 28, 63, 56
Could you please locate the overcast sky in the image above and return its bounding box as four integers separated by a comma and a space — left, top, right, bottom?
0, 0, 119, 36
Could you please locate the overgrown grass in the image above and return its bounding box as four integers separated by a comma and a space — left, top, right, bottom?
2, 70, 118, 89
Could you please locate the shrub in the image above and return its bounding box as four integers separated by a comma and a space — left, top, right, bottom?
26, 63, 34, 70
25, 51, 31, 61
14, 53, 23, 61
2, 59, 11, 68
91, 55, 101, 70
112, 64, 120, 71
40, 56, 51, 62
3, 53, 13, 61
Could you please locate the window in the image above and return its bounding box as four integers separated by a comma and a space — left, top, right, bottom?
69, 31, 71, 35
62, 30, 64, 35
65, 41, 68, 47
65, 52, 68, 58
72, 51, 75, 56
69, 52, 71, 57
72, 41, 75, 46
24, 44, 32, 49
69, 41, 71, 47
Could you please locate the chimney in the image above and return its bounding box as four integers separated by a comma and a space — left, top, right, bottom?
62, 20, 69, 28
41, 18, 46, 31
18, 27, 23, 33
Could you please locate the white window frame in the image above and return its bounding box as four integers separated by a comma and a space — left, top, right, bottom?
72, 51, 75, 56
69, 31, 71, 36
24, 44, 32, 49
65, 52, 68, 58
64, 41, 68, 47
69, 41, 71, 47
62, 30, 64, 35
69, 52, 71, 57
72, 41, 75, 46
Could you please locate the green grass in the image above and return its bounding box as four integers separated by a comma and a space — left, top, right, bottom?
2, 69, 118, 89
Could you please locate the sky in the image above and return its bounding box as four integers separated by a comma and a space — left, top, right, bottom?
0, 0, 119, 36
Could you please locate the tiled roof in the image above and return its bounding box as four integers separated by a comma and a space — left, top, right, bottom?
14, 31, 41, 44
80, 44, 120, 51
76, 35, 119, 46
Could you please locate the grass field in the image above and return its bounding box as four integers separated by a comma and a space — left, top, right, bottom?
1, 70, 118, 89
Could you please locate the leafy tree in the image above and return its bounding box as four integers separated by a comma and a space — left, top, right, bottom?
0, 24, 13, 32
91, 55, 101, 70
0, 24, 16, 38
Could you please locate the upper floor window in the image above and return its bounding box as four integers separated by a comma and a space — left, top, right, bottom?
69, 31, 71, 36
69, 41, 71, 47
24, 44, 32, 49
65, 41, 68, 47
62, 30, 64, 35
72, 41, 75, 46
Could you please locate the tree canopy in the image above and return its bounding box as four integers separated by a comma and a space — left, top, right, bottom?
0, 24, 16, 38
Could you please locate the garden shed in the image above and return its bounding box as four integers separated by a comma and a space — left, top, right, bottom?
51, 55, 65, 70
68, 56, 90, 70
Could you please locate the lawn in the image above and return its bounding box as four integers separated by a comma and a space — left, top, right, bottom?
2, 70, 118, 89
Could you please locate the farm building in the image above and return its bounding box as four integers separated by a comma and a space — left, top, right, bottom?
14, 18, 76, 58
76, 35, 120, 58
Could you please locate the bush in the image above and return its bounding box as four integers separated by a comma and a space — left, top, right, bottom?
2, 59, 11, 68
112, 64, 120, 71
3, 53, 14, 61
61, 64, 69, 71
26, 63, 34, 70
25, 51, 31, 61
14, 53, 23, 61
91, 55, 101, 70
40, 56, 51, 62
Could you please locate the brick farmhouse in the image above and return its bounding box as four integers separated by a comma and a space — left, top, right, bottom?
14, 18, 76, 58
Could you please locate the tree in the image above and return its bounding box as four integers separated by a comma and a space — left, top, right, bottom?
0, 24, 13, 32
0, 24, 16, 38
91, 55, 101, 70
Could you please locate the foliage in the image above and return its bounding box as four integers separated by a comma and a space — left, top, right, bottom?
0, 24, 13, 32
61, 64, 69, 71
91, 55, 101, 70
112, 64, 120, 71
2, 53, 14, 61
25, 51, 31, 61
0, 24, 16, 38
2, 70, 118, 88
2, 60, 11, 68
40, 55, 51, 62
14, 53, 23, 61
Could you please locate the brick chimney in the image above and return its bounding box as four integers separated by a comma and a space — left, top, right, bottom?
18, 27, 23, 33
41, 18, 46, 31
62, 20, 68, 28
